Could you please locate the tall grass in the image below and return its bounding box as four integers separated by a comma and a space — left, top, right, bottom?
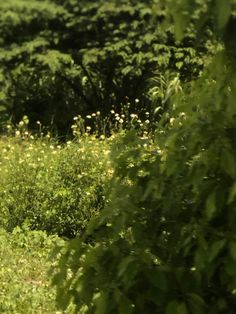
0, 109, 150, 237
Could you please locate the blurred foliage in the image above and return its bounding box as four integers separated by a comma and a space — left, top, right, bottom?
51, 1, 236, 313
0, 0, 214, 133
0, 226, 63, 313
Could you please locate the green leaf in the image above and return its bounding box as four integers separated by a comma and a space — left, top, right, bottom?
166, 300, 179, 314
118, 256, 136, 277
94, 292, 108, 314
0, 105, 7, 112
176, 61, 183, 69
121, 66, 133, 76
208, 239, 226, 262
187, 293, 206, 313
166, 301, 188, 314
227, 182, 236, 204
177, 302, 188, 314
229, 242, 236, 260
206, 192, 216, 219
118, 295, 133, 314
147, 269, 167, 291
225, 259, 236, 276
215, 0, 231, 30
221, 150, 236, 178
195, 248, 207, 270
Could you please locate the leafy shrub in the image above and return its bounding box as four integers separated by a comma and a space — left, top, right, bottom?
0, 0, 213, 132
51, 1, 236, 313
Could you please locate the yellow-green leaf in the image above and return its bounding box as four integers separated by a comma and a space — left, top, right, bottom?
216, 0, 231, 30
221, 150, 236, 178
206, 192, 216, 219
228, 182, 236, 204
229, 242, 236, 260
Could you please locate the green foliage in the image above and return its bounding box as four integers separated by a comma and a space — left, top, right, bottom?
0, 0, 235, 312
166, 0, 236, 41
0, 226, 62, 313
0, 124, 112, 237
0, 0, 212, 133
0, 0, 71, 131
51, 1, 236, 313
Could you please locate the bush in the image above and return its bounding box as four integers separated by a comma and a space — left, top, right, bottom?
51, 1, 236, 313
0, 0, 212, 132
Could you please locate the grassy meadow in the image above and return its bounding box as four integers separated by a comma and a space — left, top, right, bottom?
0, 227, 60, 313
0, 110, 151, 313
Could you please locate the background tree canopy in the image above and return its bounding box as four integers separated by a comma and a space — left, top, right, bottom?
0, 0, 213, 134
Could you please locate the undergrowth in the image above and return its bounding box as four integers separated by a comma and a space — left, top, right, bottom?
0, 108, 153, 238
0, 226, 63, 313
